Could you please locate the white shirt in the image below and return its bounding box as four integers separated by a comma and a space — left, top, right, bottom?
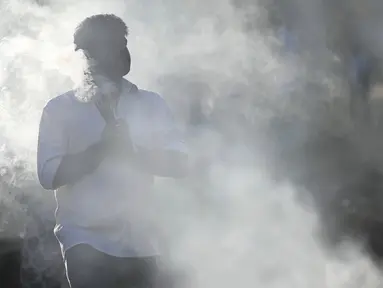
37, 79, 187, 257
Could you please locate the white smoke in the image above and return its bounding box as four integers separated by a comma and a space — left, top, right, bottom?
1, 0, 382, 287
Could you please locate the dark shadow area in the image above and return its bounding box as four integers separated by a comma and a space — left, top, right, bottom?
0, 238, 22, 288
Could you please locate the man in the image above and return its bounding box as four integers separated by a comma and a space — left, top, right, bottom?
37, 14, 188, 288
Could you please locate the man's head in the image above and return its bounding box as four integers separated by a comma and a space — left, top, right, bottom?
74, 14, 131, 83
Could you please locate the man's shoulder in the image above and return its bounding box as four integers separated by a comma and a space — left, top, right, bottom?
137, 88, 163, 101
122, 79, 164, 104
41, 91, 76, 124
136, 88, 170, 111
43, 90, 75, 112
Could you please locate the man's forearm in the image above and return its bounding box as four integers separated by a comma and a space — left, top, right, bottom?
52, 142, 106, 189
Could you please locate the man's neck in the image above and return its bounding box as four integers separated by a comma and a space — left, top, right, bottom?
91, 73, 123, 98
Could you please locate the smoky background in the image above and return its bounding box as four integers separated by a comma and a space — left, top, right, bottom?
2, 0, 383, 287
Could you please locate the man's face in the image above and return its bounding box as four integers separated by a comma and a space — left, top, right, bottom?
85, 36, 131, 82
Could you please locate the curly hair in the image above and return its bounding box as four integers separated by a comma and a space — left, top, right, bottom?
73, 14, 128, 51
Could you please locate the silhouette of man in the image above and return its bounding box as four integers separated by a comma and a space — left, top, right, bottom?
37, 14, 188, 288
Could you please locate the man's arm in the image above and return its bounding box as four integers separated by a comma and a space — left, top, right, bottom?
130, 94, 188, 178
51, 142, 106, 189
37, 101, 107, 190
